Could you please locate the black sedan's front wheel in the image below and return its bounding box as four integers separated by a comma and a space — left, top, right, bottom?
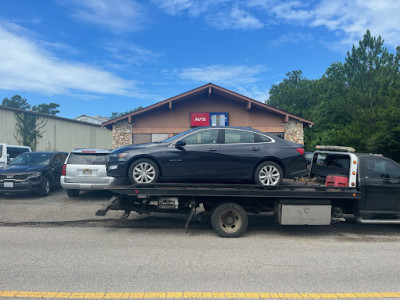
39, 178, 51, 197
128, 159, 160, 184
254, 161, 283, 186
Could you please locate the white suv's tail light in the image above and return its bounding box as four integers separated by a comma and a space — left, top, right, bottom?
61, 164, 67, 176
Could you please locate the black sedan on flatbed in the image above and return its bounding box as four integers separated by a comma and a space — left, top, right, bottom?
107, 126, 307, 186
0, 151, 68, 196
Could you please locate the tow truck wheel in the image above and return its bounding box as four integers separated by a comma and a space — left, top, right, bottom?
128, 159, 160, 184
211, 202, 248, 238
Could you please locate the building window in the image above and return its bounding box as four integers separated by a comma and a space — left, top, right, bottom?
152, 134, 169, 143
210, 113, 228, 126
133, 134, 151, 144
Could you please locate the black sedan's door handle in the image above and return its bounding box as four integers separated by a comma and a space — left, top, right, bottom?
207, 148, 218, 152
250, 147, 260, 151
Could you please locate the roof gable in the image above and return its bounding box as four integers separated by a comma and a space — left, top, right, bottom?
102, 83, 314, 128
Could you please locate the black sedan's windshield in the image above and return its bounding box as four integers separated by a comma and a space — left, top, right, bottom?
162, 129, 194, 143
10, 153, 52, 166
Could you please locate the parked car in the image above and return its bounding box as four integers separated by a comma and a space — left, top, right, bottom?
0, 151, 68, 196
0, 143, 31, 168
61, 148, 114, 197
107, 126, 307, 186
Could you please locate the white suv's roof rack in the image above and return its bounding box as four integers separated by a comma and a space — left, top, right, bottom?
315, 145, 356, 153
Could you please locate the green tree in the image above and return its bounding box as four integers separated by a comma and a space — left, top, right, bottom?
1, 95, 31, 110
13, 112, 47, 151
32, 103, 60, 115
2, 95, 59, 149
110, 106, 144, 119
267, 30, 400, 161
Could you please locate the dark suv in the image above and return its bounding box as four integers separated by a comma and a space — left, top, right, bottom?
0, 151, 68, 196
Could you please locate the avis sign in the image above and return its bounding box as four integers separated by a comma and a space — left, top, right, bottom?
190, 113, 210, 126
190, 112, 229, 127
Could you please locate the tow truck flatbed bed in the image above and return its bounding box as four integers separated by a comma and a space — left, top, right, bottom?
107, 183, 360, 200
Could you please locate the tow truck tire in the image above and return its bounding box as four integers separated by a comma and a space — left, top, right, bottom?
254, 161, 283, 186
128, 159, 160, 184
39, 178, 51, 197
211, 202, 248, 238
67, 189, 80, 197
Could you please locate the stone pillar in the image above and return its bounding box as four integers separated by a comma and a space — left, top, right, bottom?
112, 121, 132, 149
283, 120, 304, 145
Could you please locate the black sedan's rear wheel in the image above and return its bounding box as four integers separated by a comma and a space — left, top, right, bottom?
254, 161, 283, 186
211, 202, 248, 238
128, 159, 160, 184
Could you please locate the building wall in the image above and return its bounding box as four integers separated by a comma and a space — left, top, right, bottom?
0, 108, 112, 151
111, 94, 305, 148
112, 121, 132, 149
131, 96, 286, 135
283, 120, 304, 145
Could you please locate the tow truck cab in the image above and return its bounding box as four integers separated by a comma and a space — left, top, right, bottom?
309, 146, 400, 220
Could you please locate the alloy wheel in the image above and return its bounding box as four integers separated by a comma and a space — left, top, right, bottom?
259, 165, 281, 185
133, 162, 156, 183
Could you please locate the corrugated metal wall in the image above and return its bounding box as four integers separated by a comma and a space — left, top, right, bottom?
0, 108, 112, 151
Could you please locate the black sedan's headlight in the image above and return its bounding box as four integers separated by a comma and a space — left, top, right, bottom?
109, 152, 128, 159
28, 172, 41, 179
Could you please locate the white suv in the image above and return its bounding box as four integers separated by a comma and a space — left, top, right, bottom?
61, 149, 114, 197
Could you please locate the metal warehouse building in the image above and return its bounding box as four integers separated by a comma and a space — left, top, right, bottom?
103, 83, 314, 149
0, 106, 112, 152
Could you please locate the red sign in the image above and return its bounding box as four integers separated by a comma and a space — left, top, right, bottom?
191, 113, 209, 126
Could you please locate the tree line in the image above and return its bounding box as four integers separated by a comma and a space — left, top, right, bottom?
267, 30, 400, 162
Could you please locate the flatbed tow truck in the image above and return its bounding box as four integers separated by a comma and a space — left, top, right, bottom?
96, 146, 400, 237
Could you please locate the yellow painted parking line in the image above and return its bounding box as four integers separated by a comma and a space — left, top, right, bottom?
1, 291, 400, 299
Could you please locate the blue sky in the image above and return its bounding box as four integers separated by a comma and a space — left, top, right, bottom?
1, 0, 399, 120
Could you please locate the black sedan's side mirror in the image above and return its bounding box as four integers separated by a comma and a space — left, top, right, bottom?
175, 140, 186, 148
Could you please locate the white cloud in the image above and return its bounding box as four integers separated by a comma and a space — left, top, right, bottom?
235, 86, 270, 102
102, 41, 161, 66
0, 23, 135, 96
178, 64, 267, 85
154, 0, 263, 30
250, 0, 400, 49
311, 0, 400, 48
207, 6, 264, 30
271, 32, 313, 46
151, 0, 208, 17
154, 0, 400, 48
66, 0, 150, 33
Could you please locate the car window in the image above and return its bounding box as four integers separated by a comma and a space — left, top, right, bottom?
53, 154, 67, 164
183, 129, 219, 145
365, 157, 400, 179
224, 130, 272, 144
163, 129, 194, 143
224, 129, 254, 144
7, 147, 30, 159
254, 133, 272, 143
67, 153, 109, 165
11, 153, 52, 165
